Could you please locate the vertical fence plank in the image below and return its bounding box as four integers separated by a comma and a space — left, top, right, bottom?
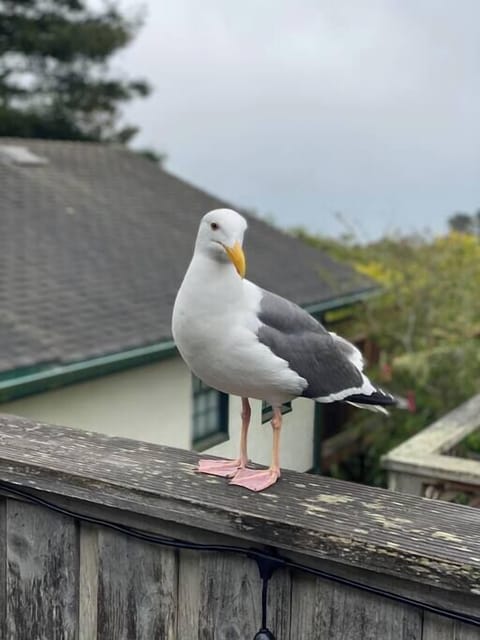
178, 549, 259, 640
421, 615, 455, 640
176, 549, 201, 638
177, 548, 291, 640
290, 572, 423, 640
423, 613, 480, 640
97, 528, 177, 640
6, 499, 79, 640
0, 498, 6, 640
79, 523, 99, 640
267, 567, 291, 638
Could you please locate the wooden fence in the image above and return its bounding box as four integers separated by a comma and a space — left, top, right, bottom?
0, 414, 479, 639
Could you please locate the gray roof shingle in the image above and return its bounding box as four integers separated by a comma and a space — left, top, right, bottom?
0, 138, 374, 375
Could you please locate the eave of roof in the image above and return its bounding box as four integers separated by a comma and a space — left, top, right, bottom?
0, 339, 177, 403
0, 287, 378, 403
303, 286, 379, 315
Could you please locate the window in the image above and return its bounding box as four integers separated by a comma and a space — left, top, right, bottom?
261, 401, 292, 423
192, 376, 229, 450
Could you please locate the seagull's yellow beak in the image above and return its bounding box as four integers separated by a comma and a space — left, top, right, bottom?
224, 242, 246, 278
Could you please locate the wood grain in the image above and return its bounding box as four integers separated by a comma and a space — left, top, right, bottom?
0, 414, 479, 639
0, 498, 6, 640
5, 500, 78, 640
178, 549, 260, 640
97, 527, 177, 640
177, 549, 291, 639
79, 523, 98, 640
290, 571, 423, 640
422, 612, 480, 640
0, 415, 479, 594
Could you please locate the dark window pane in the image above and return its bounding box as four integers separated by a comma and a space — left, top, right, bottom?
192, 375, 229, 444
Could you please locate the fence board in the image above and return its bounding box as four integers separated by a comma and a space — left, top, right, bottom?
177, 548, 291, 640
267, 567, 292, 639
290, 572, 423, 640
422, 613, 480, 640
79, 523, 99, 640
97, 528, 177, 640
0, 498, 6, 640
178, 549, 260, 640
6, 500, 78, 640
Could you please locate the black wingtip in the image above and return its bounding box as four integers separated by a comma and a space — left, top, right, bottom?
343, 388, 398, 407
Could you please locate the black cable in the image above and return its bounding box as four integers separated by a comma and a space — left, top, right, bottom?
261, 578, 268, 628
0, 480, 479, 630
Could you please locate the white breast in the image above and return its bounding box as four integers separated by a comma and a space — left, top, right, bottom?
172, 255, 306, 405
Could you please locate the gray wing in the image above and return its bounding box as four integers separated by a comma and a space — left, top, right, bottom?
256, 289, 364, 399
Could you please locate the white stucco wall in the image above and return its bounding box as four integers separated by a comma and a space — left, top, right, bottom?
1, 357, 192, 450
1, 355, 315, 472
208, 396, 315, 472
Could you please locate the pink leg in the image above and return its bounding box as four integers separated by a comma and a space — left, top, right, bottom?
197, 398, 251, 477
230, 406, 282, 491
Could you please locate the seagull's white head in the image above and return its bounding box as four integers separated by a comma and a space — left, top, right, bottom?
195, 209, 247, 278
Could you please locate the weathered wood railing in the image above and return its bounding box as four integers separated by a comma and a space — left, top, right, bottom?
0, 415, 479, 640
382, 394, 480, 505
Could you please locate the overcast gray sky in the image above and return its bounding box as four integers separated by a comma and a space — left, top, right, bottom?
113, 0, 480, 238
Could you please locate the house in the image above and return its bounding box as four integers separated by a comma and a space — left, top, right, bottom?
0, 138, 376, 472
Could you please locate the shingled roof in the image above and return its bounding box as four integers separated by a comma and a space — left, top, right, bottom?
0, 138, 374, 376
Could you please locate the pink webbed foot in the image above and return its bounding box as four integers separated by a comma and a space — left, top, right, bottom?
197, 458, 245, 478
229, 467, 281, 492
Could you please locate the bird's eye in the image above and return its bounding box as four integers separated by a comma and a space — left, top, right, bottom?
210, 222, 219, 231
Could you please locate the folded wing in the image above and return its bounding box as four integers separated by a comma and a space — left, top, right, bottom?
256, 289, 396, 408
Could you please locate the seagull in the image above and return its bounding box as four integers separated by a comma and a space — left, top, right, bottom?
172, 209, 397, 491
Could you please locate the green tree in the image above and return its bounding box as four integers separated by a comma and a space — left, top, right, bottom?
0, 0, 150, 142
135, 147, 167, 166
293, 226, 480, 487
355, 232, 480, 353
294, 228, 480, 354
448, 212, 475, 234
475, 210, 480, 236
